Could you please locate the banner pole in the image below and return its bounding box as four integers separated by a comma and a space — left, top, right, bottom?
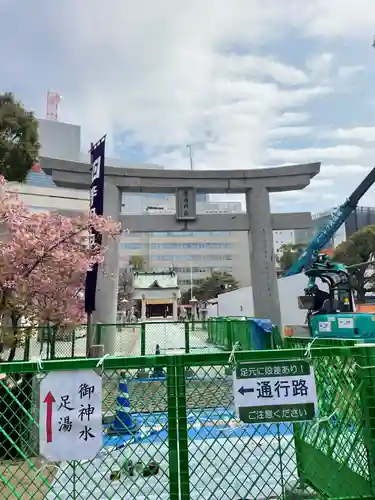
85, 137, 106, 356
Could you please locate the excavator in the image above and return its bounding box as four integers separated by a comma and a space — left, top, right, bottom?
284, 166, 375, 340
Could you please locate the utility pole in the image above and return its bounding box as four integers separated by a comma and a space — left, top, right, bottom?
187, 144, 194, 297
186, 144, 193, 170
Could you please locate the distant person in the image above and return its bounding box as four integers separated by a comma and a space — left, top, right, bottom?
179, 306, 187, 321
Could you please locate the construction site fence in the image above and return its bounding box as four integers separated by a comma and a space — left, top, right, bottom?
0, 319, 281, 362
1, 346, 375, 498
205, 316, 283, 350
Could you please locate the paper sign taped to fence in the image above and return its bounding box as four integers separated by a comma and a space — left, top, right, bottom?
40, 370, 102, 461
338, 317, 354, 329
233, 360, 317, 424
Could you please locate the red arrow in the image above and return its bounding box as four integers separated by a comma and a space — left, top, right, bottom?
43, 391, 56, 443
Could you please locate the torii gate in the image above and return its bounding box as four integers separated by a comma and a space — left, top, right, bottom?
41, 157, 320, 354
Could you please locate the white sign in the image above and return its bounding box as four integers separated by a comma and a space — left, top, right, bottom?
233, 361, 317, 424
318, 321, 331, 333
40, 370, 102, 461
338, 317, 354, 329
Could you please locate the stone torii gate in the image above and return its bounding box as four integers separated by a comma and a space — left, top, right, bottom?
41, 158, 320, 354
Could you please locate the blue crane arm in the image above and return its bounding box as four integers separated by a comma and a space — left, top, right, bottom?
283, 166, 375, 277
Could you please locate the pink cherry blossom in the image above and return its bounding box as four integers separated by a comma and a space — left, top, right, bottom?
0, 176, 121, 358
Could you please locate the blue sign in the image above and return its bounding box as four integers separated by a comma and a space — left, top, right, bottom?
84, 136, 106, 313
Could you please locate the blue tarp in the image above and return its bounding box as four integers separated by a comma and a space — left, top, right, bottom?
250, 318, 273, 350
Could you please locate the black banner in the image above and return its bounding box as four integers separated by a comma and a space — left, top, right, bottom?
84, 135, 106, 313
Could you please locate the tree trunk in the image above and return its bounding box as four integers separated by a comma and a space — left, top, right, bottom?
7, 312, 19, 362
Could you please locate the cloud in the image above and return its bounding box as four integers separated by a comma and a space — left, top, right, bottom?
300, 0, 375, 39
215, 54, 309, 86
337, 65, 365, 79
319, 164, 372, 178
306, 53, 334, 82
268, 126, 315, 139
328, 127, 375, 142
2, 0, 375, 215
266, 145, 367, 163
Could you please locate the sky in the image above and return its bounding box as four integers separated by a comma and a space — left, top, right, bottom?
2, 0, 375, 214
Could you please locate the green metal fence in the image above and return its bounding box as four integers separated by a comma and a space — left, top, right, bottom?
284, 336, 362, 349
1, 321, 226, 362
1, 346, 375, 498
1, 319, 281, 363
205, 317, 281, 350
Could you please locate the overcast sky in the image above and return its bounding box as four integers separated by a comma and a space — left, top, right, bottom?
2, 0, 375, 214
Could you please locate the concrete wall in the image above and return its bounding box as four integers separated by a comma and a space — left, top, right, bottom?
7, 183, 88, 212
38, 119, 81, 161
216, 274, 328, 328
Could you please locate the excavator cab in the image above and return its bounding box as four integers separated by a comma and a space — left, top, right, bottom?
298, 254, 355, 326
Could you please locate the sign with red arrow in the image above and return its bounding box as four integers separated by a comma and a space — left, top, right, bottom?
43, 391, 56, 443
39, 370, 102, 461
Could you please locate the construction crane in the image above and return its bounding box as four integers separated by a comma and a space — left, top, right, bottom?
284, 166, 375, 278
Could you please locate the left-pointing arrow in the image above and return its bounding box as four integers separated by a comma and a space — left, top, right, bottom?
43, 391, 56, 443
238, 386, 254, 396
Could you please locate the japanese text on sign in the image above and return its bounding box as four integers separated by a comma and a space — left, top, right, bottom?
238, 403, 315, 424
236, 360, 310, 379
176, 187, 196, 220
233, 360, 317, 424
85, 136, 106, 313
40, 370, 102, 461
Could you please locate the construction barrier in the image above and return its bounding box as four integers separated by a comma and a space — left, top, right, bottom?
0, 346, 375, 498
205, 316, 278, 350
284, 336, 362, 349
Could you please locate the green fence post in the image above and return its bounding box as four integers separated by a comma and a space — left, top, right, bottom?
46, 325, 51, 360
271, 325, 283, 349
184, 322, 194, 376
71, 329, 76, 358
184, 322, 190, 354
50, 325, 56, 360
23, 328, 31, 361
226, 319, 233, 351
176, 355, 190, 500
141, 323, 146, 356
96, 324, 102, 345
137, 323, 149, 378
167, 358, 180, 499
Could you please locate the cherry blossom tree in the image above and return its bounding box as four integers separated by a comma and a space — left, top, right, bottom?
0, 177, 120, 360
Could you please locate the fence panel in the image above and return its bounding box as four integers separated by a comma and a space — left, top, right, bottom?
0, 356, 179, 499
176, 348, 375, 499
2, 346, 375, 498
293, 345, 374, 498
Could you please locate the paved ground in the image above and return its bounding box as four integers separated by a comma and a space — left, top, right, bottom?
47, 431, 297, 499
